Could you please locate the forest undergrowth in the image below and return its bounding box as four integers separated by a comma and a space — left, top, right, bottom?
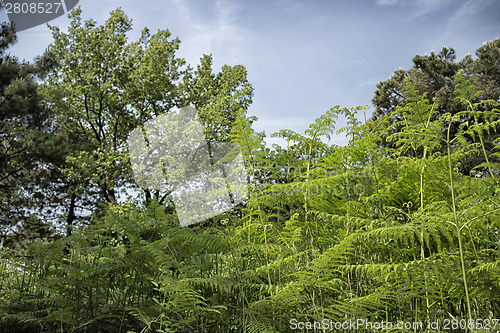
1, 68, 499, 333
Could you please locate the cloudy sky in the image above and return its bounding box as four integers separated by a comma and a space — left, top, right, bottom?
2, 0, 499, 146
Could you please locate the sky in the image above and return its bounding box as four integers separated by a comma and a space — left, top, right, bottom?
1, 0, 499, 146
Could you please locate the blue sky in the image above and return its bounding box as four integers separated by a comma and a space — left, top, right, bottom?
2, 0, 499, 146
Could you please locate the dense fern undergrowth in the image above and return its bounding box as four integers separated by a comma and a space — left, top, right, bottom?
1, 75, 500, 332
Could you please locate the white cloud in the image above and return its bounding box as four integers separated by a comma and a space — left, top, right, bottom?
448, 0, 494, 22
411, 0, 454, 17
375, 0, 454, 17
164, 0, 254, 69
375, 0, 401, 5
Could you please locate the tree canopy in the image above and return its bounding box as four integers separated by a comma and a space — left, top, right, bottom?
34, 7, 254, 232
371, 40, 500, 175
0, 12, 55, 247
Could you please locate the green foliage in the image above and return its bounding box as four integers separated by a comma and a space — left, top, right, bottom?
23, 6, 255, 234
0, 9, 58, 243
1, 8, 499, 332
372, 40, 500, 175
453, 70, 500, 178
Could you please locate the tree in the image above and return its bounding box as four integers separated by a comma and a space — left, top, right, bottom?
472, 39, 500, 104
39, 7, 254, 231
371, 40, 500, 175
179, 54, 253, 143
0, 9, 55, 243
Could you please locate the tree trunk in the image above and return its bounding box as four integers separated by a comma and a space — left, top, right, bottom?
66, 194, 76, 236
